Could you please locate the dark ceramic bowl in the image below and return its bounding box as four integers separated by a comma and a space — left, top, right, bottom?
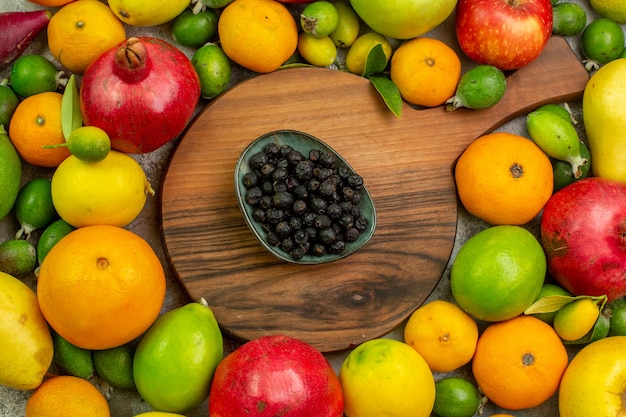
235, 130, 376, 264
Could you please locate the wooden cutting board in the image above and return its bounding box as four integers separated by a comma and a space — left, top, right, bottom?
160, 36, 589, 352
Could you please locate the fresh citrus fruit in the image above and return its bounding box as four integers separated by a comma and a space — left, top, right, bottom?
47, 0, 127, 73
51, 330, 95, 379
300, 1, 339, 38
454, 132, 553, 225
66, 125, 111, 162
50, 150, 154, 228
37, 224, 166, 350
298, 33, 338, 67
191, 43, 232, 100
93, 344, 135, 390
390, 37, 461, 108
403, 300, 478, 373
8, 91, 70, 168
608, 299, 626, 336
530, 282, 572, 324
432, 377, 482, 417
133, 301, 223, 413
172, 8, 218, 47
581, 17, 625, 68
446, 64, 506, 111
450, 225, 546, 322
218, 0, 298, 73
0, 81, 20, 129
0, 239, 37, 278
345, 31, 392, 76
472, 315, 568, 410
339, 338, 435, 417
553, 298, 601, 341
27, 0, 74, 6
107, 0, 190, 26
552, 2, 587, 36
10, 55, 61, 98
589, 0, 626, 24
14, 177, 58, 239
25, 375, 110, 417
329, 0, 360, 48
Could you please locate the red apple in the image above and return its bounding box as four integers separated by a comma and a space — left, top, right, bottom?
541, 177, 626, 301
455, 0, 553, 70
208, 335, 344, 417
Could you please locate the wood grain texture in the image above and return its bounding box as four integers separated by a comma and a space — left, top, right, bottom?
160, 36, 589, 352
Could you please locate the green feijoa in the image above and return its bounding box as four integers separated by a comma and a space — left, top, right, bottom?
329, 1, 360, 48
552, 2, 587, 36
172, 8, 218, 48
0, 80, 19, 130
93, 344, 135, 390
192, 43, 232, 99
446, 65, 507, 111
552, 140, 591, 192
36, 219, 75, 266
535, 103, 574, 123
301, 1, 339, 38
608, 299, 626, 336
195, 0, 234, 8
526, 109, 588, 178
10, 55, 61, 98
581, 18, 625, 70
0, 126, 21, 221
52, 330, 94, 379
0, 239, 37, 278
15, 177, 58, 239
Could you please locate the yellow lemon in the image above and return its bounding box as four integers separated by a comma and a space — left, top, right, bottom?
339, 338, 435, 417
345, 31, 392, 75
589, 0, 626, 24
50, 150, 154, 228
553, 298, 600, 341
107, 0, 190, 26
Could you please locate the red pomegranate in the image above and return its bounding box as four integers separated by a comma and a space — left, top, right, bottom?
80, 37, 200, 154
209, 335, 343, 417
541, 177, 626, 300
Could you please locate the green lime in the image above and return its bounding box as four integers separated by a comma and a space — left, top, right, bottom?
0, 80, 20, 130
301, 1, 339, 38
552, 2, 587, 36
0, 126, 22, 221
297, 33, 338, 67
172, 8, 218, 48
133, 301, 223, 413
66, 126, 111, 162
531, 282, 573, 324
10, 55, 61, 98
450, 225, 546, 322
608, 299, 626, 336
553, 140, 591, 191
620, 47, 626, 58
446, 65, 506, 111
0, 239, 37, 278
36, 218, 75, 266
93, 344, 135, 390
432, 377, 482, 417
52, 330, 94, 379
553, 298, 600, 341
192, 43, 232, 99
329, 1, 360, 48
581, 18, 625, 69
14, 177, 58, 239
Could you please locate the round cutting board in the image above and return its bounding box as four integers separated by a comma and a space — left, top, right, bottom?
160, 37, 588, 352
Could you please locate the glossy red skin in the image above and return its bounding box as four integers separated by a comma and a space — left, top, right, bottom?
541, 177, 626, 301
455, 0, 553, 70
80, 37, 200, 154
209, 335, 343, 417
0, 10, 52, 69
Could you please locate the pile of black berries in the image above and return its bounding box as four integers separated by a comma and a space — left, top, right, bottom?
241, 142, 370, 261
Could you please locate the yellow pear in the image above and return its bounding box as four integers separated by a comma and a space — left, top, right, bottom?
582, 58, 626, 182
0, 272, 53, 390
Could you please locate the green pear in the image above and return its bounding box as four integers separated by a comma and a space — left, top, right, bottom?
583, 58, 626, 182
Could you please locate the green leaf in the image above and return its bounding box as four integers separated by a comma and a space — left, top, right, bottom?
61, 74, 82, 141
524, 294, 608, 315
369, 76, 402, 118
362, 44, 388, 77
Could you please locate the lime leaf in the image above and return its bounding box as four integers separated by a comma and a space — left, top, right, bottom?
362, 44, 388, 77
369, 76, 402, 118
61, 74, 82, 141
524, 294, 608, 315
